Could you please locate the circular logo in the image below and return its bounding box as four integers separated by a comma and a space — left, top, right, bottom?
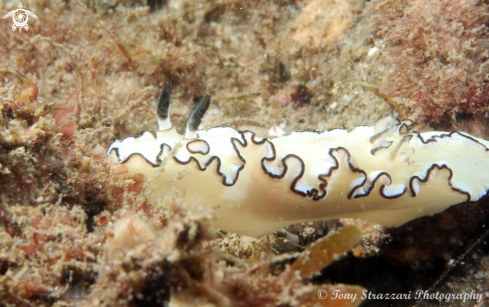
318, 290, 328, 299
2, 3, 38, 32
13, 9, 28, 28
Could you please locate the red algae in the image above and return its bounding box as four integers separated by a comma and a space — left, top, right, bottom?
61, 121, 76, 139
376, 0, 489, 129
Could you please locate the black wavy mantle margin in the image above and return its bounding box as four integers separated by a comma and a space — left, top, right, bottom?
106, 129, 482, 203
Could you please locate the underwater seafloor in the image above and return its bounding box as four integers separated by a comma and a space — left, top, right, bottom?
1, 0, 489, 306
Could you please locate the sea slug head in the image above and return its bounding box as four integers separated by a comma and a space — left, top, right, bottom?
107, 83, 212, 166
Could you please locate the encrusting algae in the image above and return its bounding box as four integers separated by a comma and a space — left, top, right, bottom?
0, 0, 488, 306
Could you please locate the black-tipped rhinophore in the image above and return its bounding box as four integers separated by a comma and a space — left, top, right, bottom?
186, 95, 211, 132
157, 82, 172, 120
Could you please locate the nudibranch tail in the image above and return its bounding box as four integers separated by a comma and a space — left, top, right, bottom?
185, 95, 210, 139
107, 83, 489, 237
157, 82, 172, 131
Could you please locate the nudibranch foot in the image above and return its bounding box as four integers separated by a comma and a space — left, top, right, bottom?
107, 83, 489, 237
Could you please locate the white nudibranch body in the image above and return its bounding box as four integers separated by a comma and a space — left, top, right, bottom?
107, 83, 489, 237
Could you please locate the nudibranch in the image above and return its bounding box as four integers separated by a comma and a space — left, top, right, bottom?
107, 83, 489, 237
